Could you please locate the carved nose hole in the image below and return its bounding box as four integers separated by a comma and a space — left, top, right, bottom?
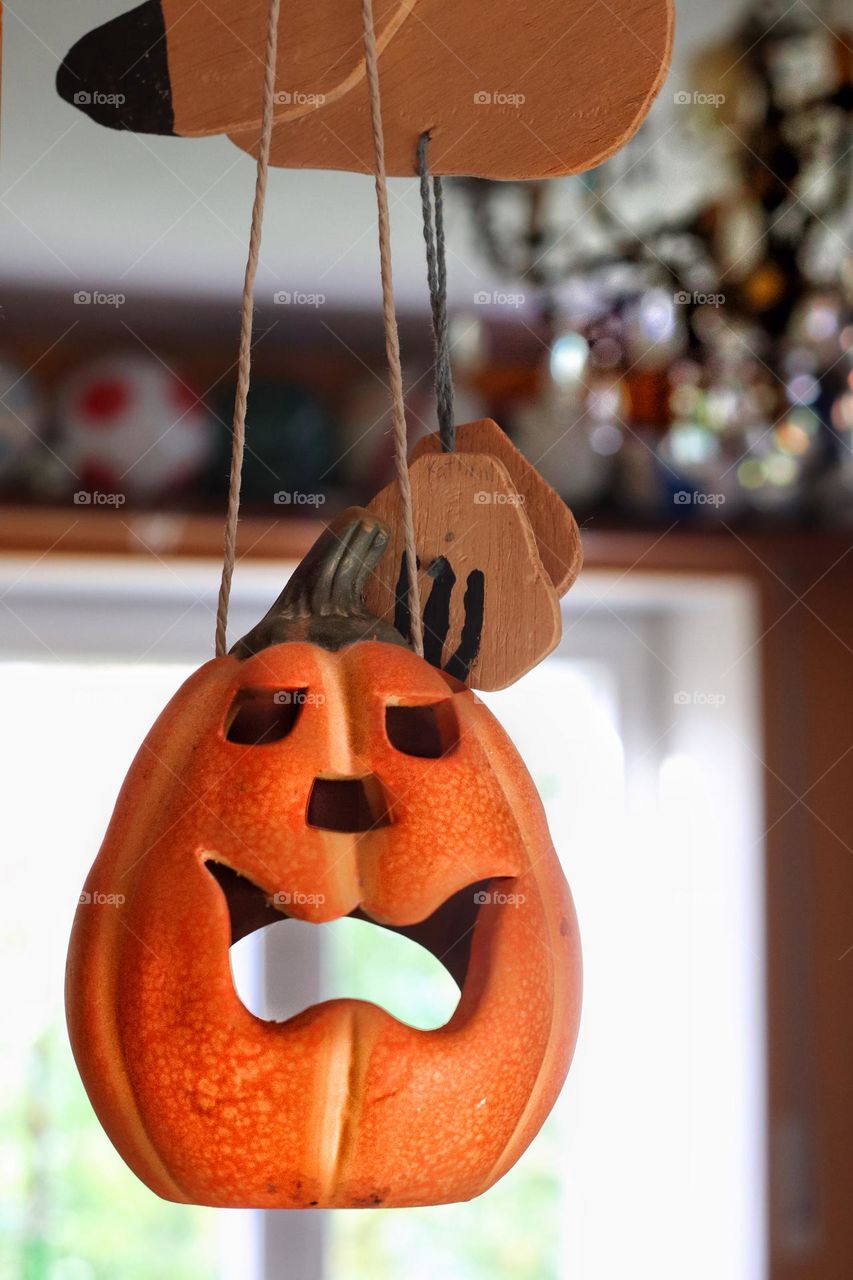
306, 777, 391, 833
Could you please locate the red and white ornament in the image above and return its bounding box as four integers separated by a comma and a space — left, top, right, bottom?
56, 355, 213, 503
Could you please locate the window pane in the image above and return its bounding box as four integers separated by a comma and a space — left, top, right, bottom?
327, 648, 764, 1280
0, 662, 234, 1280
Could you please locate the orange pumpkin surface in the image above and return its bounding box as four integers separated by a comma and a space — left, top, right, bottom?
66, 511, 581, 1208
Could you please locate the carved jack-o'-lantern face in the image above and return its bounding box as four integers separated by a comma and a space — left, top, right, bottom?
66, 512, 581, 1208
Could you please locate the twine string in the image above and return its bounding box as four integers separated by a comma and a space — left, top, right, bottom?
215, 0, 282, 657
216, 0, 425, 658
417, 131, 455, 452
361, 0, 424, 654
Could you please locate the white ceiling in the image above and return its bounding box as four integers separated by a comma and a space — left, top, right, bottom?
0, 0, 744, 309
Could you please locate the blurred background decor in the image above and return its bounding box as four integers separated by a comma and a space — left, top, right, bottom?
455, 0, 853, 526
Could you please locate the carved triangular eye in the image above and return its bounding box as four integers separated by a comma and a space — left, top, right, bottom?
385, 702, 458, 758
225, 688, 305, 745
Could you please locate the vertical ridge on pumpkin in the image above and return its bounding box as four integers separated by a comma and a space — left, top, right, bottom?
312, 648, 366, 906
314, 1004, 357, 1205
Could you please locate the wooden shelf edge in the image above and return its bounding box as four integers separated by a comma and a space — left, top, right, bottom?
0, 506, 322, 563
1, 506, 850, 580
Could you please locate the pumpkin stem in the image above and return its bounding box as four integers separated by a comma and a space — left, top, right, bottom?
231, 507, 409, 657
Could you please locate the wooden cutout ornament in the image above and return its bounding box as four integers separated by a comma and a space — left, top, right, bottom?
66, 509, 581, 1208
57, 0, 674, 178
365, 449, 562, 690
411, 418, 583, 596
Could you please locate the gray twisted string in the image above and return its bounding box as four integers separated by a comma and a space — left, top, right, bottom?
417, 131, 455, 453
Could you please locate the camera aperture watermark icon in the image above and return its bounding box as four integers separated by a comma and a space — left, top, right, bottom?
673, 490, 725, 508
272, 890, 326, 907
674, 690, 726, 709
673, 90, 725, 107
474, 289, 525, 308
473, 90, 525, 108
273, 291, 325, 307
79, 890, 126, 907
74, 290, 126, 308
274, 490, 326, 506
474, 889, 526, 907
74, 490, 126, 507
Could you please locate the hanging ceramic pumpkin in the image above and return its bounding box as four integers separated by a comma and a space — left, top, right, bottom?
66, 510, 581, 1209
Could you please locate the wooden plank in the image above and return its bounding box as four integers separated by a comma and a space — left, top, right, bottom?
58, 0, 674, 179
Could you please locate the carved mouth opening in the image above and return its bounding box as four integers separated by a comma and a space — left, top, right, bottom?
205, 860, 498, 996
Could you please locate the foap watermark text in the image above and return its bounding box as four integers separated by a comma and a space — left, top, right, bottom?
673, 90, 725, 107
674, 690, 726, 709
675, 290, 725, 307
274, 291, 325, 307
274, 491, 326, 506
74, 491, 126, 507
74, 290, 126, 308
674, 490, 725, 508
473, 90, 526, 107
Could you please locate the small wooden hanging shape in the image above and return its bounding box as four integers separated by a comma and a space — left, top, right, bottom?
411, 418, 583, 596
365, 450, 561, 691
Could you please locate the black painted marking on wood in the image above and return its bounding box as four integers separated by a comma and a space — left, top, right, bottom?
57, 1, 175, 135
394, 552, 483, 683
444, 569, 484, 681
393, 553, 412, 644
422, 556, 455, 668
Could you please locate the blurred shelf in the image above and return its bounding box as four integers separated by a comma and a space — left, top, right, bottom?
0, 504, 322, 562
2, 505, 851, 581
